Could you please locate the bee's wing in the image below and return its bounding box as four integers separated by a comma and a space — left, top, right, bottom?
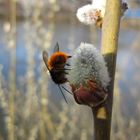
53, 42, 59, 52
42, 51, 50, 71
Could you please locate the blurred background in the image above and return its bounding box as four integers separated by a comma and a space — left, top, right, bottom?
0, 0, 140, 140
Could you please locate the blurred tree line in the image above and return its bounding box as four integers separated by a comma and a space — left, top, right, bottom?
0, 0, 139, 19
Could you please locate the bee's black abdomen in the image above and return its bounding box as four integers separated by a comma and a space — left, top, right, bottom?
50, 70, 67, 84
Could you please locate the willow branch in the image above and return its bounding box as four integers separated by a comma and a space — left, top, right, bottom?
92, 0, 121, 140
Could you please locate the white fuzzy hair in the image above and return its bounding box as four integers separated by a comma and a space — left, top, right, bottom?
76, 4, 104, 25
76, 0, 128, 25
68, 43, 110, 89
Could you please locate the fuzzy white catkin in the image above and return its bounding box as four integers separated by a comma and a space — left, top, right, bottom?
92, 0, 106, 16
76, 0, 128, 25
68, 43, 110, 89
76, 4, 99, 25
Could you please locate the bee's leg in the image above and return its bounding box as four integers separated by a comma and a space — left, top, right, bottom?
64, 72, 69, 75
66, 63, 70, 66
58, 85, 68, 103
61, 85, 73, 95
55, 68, 71, 71
64, 68, 71, 70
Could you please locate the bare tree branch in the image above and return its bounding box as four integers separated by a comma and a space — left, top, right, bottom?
92, 0, 121, 139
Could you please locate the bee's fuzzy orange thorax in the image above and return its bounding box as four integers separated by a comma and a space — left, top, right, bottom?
48, 52, 69, 69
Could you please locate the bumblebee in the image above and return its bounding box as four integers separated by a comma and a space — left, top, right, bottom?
42, 43, 71, 102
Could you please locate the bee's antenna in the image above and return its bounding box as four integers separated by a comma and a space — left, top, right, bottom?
58, 85, 68, 103
61, 85, 73, 95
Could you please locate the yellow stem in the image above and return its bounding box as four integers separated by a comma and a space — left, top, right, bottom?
92, 0, 121, 140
